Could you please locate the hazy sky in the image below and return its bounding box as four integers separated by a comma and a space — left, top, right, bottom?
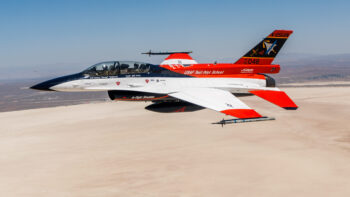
1, 0, 349, 71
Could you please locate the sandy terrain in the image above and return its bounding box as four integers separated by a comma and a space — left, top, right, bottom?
280, 81, 350, 87
283, 80, 350, 86
0, 87, 350, 197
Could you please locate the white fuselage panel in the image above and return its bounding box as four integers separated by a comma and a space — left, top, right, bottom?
50, 77, 277, 94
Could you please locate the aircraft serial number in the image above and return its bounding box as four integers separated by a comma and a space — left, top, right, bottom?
243, 58, 260, 65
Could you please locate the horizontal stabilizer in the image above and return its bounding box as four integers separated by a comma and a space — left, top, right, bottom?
250, 90, 298, 110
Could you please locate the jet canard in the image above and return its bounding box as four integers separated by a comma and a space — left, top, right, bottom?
31, 30, 297, 123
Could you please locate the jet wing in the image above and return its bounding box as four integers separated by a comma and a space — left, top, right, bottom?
169, 88, 262, 119
161, 53, 198, 65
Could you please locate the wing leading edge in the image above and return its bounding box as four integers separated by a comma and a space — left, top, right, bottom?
169, 88, 262, 119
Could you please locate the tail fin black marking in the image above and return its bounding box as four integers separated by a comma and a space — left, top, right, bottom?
235, 30, 293, 65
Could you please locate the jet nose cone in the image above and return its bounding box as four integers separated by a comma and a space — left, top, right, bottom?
30, 82, 54, 91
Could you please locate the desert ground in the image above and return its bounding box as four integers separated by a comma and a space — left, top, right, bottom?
1, 87, 350, 197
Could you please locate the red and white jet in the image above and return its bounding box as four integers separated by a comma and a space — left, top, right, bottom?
31, 30, 297, 123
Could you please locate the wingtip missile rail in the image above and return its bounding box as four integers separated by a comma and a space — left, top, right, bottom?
142, 50, 193, 56
212, 117, 275, 126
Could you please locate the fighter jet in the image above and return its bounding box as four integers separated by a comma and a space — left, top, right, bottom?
31, 30, 297, 124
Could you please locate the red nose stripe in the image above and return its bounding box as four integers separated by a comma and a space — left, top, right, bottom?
221, 109, 262, 119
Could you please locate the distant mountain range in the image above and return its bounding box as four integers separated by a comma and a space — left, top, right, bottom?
274, 53, 350, 83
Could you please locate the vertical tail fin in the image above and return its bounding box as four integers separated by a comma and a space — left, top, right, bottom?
235, 30, 293, 65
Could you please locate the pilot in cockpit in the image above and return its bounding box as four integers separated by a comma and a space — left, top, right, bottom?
102, 64, 109, 76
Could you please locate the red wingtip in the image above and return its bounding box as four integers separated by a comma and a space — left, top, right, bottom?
221, 109, 262, 119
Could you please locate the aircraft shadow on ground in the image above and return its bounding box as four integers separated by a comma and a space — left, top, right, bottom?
145, 101, 204, 113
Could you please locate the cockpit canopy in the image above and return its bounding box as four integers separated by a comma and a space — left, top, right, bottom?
83, 61, 151, 77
